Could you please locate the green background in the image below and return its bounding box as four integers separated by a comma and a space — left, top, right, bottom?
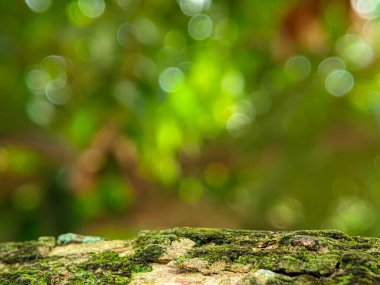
1, 0, 380, 241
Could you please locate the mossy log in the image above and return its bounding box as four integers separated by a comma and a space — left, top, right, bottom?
1, 228, 380, 284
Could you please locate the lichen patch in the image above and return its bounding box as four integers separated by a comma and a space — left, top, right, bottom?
130, 263, 252, 285
48, 240, 128, 257
159, 238, 196, 263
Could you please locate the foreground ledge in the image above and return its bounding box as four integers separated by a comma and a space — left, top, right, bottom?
0, 228, 379, 284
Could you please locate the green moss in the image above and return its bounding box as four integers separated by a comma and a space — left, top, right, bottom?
186, 243, 339, 276
0, 264, 54, 285
327, 270, 380, 285
242, 270, 295, 285
167, 230, 341, 277
1, 228, 380, 284
136, 231, 178, 248
339, 252, 378, 273
71, 244, 165, 284
0, 237, 55, 264
146, 228, 379, 283
69, 268, 128, 285
138, 227, 272, 249
0, 232, 166, 284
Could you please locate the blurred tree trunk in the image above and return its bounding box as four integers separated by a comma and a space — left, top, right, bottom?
0, 228, 379, 284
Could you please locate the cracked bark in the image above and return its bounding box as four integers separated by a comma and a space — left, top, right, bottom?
0, 228, 379, 284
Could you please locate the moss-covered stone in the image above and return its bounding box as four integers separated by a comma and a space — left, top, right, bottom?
72, 244, 165, 283
0, 228, 379, 284
0, 236, 55, 264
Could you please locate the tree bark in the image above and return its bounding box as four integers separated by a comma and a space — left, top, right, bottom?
0, 228, 379, 284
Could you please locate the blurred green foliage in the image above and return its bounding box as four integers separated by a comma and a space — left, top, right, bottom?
1, 0, 380, 241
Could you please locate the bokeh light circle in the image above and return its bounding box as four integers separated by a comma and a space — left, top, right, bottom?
113, 80, 140, 108
351, 0, 380, 19
45, 81, 71, 105
133, 18, 160, 45
318, 57, 346, 79
179, 0, 207, 16
26, 100, 55, 126
226, 113, 251, 137
78, 0, 106, 18
26, 69, 50, 94
25, 0, 52, 13
336, 34, 374, 70
325, 70, 354, 97
159, 67, 184, 93
221, 71, 245, 97
12, 184, 42, 211
284, 55, 311, 81
117, 23, 136, 49
188, 14, 213, 40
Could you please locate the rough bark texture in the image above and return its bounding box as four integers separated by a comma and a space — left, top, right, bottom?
0, 228, 379, 284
